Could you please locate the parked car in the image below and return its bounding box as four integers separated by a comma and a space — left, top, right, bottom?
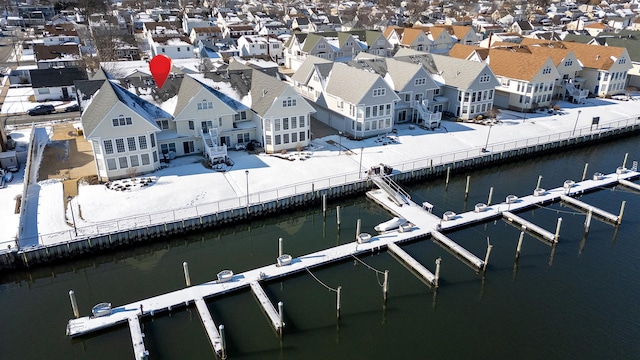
26, 104, 55, 116
64, 104, 80, 112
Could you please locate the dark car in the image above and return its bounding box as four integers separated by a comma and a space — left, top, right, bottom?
64, 104, 80, 112
27, 104, 55, 116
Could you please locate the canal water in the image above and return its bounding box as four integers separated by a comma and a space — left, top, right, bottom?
2, 136, 640, 359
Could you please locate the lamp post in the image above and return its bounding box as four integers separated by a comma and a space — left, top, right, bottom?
572, 110, 582, 137
67, 195, 77, 236
522, 101, 529, 122
338, 131, 342, 155
482, 123, 493, 153
245, 170, 249, 208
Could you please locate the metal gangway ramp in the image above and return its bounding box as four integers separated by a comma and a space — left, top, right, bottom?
370, 175, 411, 206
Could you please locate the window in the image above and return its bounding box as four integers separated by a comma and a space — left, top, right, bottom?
274, 119, 281, 131
415, 78, 426, 86
275, 135, 281, 145
112, 116, 133, 127
141, 153, 150, 165
265, 119, 271, 131
177, 47, 181, 52
318, 44, 325, 49
188, 121, 194, 130
150, 134, 156, 147
299, 116, 305, 128
160, 143, 176, 154
116, 138, 125, 153
291, 118, 297, 129
542, 67, 551, 75
107, 158, 117, 170
234, 111, 247, 121
284, 134, 289, 143
291, 132, 297, 143
184, 141, 194, 153
283, 99, 297, 107
299, 131, 305, 142
104, 140, 114, 154
118, 156, 128, 169
138, 136, 148, 149
93, 140, 101, 155
564, 60, 573, 67
265, 135, 272, 145
161, 48, 165, 53
619, 58, 626, 64
156, 120, 169, 129
197, 100, 213, 110
479, 74, 490, 83
283, 118, 289, 130
373, 88, 386, 97
130, 155, 139, 167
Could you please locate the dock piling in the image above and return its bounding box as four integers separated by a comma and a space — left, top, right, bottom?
322, 194, 327, 217
336, 286, 342, 320
69, 290, 79, 318
219, 325, 227, 360
465, 176, 471, 199
383, 270, 389, 300
487, 187, 494, 206
355, 219, 361, 241
278, 301, 284, 338
183, 262, 191, 287
516, 231, 524, 260
445, 167, 451, 189
581, 163, 589, 181
618, 201, 626, 225
278, 238, 283, 258
535, 175, 543, 190
336, 206, 341, 229
482, 243, 492, 272
554, 218, 563, 243
434, 258, 442, 287
584, 208, 593, 232
622, 153, 628, 169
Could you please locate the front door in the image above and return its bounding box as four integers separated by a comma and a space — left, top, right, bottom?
62, 87, 68, 99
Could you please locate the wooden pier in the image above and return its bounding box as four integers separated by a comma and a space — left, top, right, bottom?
66, 169, 640, 359
387, 243, 436, 286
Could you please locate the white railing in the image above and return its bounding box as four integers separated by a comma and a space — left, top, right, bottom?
15, 115, 640, 248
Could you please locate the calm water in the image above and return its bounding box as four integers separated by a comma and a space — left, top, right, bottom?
2, 136, 640, 360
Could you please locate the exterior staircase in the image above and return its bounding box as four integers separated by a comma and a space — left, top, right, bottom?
371, 175, 411, 207
565, 82, 588, 104
202, 128, 227, 164
415, 99, 442, 129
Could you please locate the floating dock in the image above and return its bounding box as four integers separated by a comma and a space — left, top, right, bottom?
387, 243, 436, 285
502, 211, 557, 243
66, 169, 640, 359
618, 179, 640, 192
560, 194, 620, 223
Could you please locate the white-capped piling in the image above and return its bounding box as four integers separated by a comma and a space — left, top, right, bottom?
69, 290, 79, 318
278, 237, 283, 258
582, 163, 589, 181
445, 167, 451, 188
383, 270, 389, 300
618, 201, 626, 225
516, 231, 524, 260
536, 175, 543, 190
278, 301, 284, 337
336, 286, 342, 320
183, 262, 191, 287
434, 258, 442, 287
584, 208, 593, 232
336, 206, 341, 229
322, 194, 327, 216
219, 325, 227, 360
483, 244, 493, 272
487, 187, 494, 206
465, 176, 471, 199
554, 218, 563, 243
355, 219, 361, 241
622, 153, 628, 169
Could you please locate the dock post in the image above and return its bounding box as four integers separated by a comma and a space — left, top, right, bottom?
584, 208, 593, 232
355, 219, 361, 241
278, 237, 283, 258
581, 163, 589, 181
322, 194, 327, 217
434, 258, 442, 287
515, 231, 524, 260
535, 175, 543, 190
336, 286, 342, 320
464, 175, 470, 199
278, 301, 284, 338
336, 206, 341, 229
183, 262, 191, 287
445, 167, 451, 189
383, 270, 389, 300
622, 153, 628, 169
482, 244, 493, 272
219, 324, 227, 360
618, 201, 626, 225
69, 290, 79, 318
554, 218, 563, 243
487, 187, 494, 206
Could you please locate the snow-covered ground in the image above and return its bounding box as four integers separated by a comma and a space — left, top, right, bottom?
2, 96, 640, 250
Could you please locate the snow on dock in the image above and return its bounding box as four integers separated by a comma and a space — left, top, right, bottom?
249, 281, 283, 333
618, 179, 640, 192
387, 243, 436, 285
430, 230, 484, 270
127, 316, 148, 360
193, 297, 223, 355
502, 211, 557, 243
560, 194, 619, 223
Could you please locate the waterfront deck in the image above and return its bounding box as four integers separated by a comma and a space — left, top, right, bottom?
66, 169, 640, 359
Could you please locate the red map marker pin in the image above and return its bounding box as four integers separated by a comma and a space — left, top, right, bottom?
149, 55, 172, 89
